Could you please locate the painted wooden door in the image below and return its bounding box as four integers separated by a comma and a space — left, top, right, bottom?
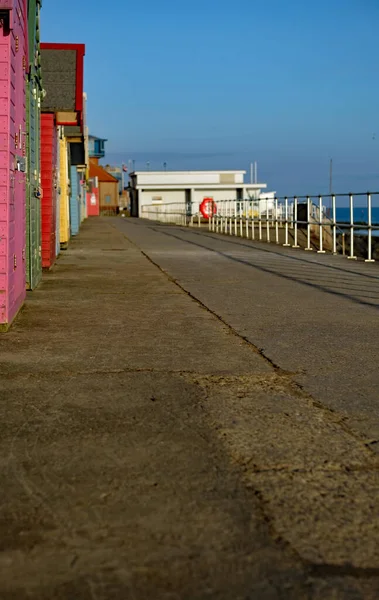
26, 79, 41, 288
0, 0, 28, 329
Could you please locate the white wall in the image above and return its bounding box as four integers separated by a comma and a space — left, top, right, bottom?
136, 171, 245, 186
139, 189, 186, 208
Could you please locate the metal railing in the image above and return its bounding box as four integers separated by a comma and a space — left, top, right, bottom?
140, 193, 379, 263
141, 202, 189, 226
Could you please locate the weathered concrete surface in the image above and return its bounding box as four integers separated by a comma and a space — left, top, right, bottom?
115, 220, 379, 441
1, 218, 379, 599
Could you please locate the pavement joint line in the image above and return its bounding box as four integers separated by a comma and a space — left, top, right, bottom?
113, 221, 379, 459
244, 464, 379, 474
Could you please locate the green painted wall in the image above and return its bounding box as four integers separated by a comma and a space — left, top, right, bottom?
26, 0, 42, 290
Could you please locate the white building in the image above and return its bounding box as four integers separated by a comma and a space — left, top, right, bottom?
128, 170, 268, 217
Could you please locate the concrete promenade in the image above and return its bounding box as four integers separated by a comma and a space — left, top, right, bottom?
1, 217, 379, 599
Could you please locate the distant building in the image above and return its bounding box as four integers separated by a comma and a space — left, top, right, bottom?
41, 43, 87, 240
104, 165, 124, 195
88, 135, 107, 160
89, 159, 119, 212
88, 136, 118, 213
128, 170, 268, 218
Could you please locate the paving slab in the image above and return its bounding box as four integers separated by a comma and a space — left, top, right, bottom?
1, 218, 379, 599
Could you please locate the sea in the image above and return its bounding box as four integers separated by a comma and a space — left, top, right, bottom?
334, 207, 379, 236
336, 207, 379, 224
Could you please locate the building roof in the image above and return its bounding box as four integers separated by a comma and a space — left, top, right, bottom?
89, 160, 118, 183
89, 135, 108, 142
41, 43, 85, 126
132, 170, 246, 175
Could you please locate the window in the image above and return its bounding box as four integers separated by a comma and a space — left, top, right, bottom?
105, 195, 111, 204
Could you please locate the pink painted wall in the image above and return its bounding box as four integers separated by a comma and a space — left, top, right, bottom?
87, 187, 99, 217
0, 0, 28, 328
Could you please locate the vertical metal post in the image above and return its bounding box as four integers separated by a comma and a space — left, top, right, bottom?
252, 202, 255, 240
266, 198, 270, 242
365, 193, 375, 262
245, 200, 249, 238
275, 197, 279, 244
283, 197, 290, 246
258, 198, 262, 240
332, 194, 337, 254
235, 200, 238, 236
305, 196, 312, 250
317, 196, 326, 253
293, 197, 299, 248
348, 193, 357, 259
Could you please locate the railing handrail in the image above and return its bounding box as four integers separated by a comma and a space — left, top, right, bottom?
139, 192, 379, 262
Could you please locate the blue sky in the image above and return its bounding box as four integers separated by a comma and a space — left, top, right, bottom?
41, 0, 379, 196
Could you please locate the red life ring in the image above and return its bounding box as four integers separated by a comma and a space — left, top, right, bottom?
200, 198, 217, 219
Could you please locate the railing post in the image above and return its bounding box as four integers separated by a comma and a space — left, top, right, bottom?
275, 197, 279, 244
240, 201, 243, 237
283, 196, 290, 246
245, 200, 249, 238
317, 195, 326, 253
305, 196, 312, 251
365, 192, 375, 262
348, 193, 357, 260
332, 194, 337, 254
252, 202, 255, 240
258, 199, 262, 240
235, 200, 238, 236
266, 197, 270, 242
292, 196, 300, 248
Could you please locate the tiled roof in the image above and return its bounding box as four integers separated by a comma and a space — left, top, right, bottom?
89, 160, 118, 183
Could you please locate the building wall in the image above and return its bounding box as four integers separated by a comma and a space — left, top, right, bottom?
87, 185, 99, 217
139, 189, 186, 210
99, 181, 118, 209
40, 113, 57, 269
139, 188, 239, 216
69, 165, 80, 236
136, 171, 245, 186
26, 0, 42, 289
105, 166, 123, 194
0, 0, 27, 329
59, 136, 70, 246
78, 170, 87, 222
55, 126, 61, 258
